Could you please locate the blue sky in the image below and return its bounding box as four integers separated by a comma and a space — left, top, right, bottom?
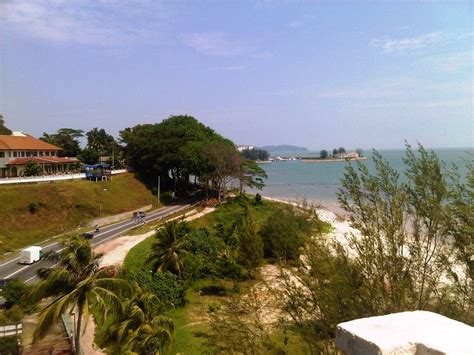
0, 0, 472, 149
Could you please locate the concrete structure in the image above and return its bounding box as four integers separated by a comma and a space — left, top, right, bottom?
0, 169, 127, 185
336, 311, 474, 355
237, 144, 254, 152
0, 131, 79, 177
335, 151, 359, 159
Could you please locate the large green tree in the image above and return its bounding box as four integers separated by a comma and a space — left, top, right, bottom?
40, 128, 84, 157
29, 236, 132, 354
86, 128, 117, 156
120, 115, 225, 192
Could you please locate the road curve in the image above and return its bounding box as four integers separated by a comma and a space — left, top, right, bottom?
0, 200, 197, 284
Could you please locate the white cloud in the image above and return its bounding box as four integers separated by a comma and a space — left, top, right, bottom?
181, 32, 270, 58
422, 51, 474, 73
371, 31, 447, 52
0, 0, 170, 46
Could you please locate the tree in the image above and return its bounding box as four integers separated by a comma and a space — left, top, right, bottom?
236, 206, 263, 269
1, 279, 30, 309
332, 148, 338, 156
338, 147, 346, 154
104, 287, 174, 354
355, 148, 364, 157
238, 159, 267, 194
86, 128, 117, 157
23, 160, 42, 176
41, 128, 84, 157
320, 150, 328, 159
202, 140, 242, 202
147, 220, 191, 277
241, 149, 270, 161
0, 114, 12, 135
120, 115, 226, 192
29, 236, 132, 355
78, 147, 100, 165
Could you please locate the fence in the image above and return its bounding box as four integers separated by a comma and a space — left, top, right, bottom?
0, 322, 22, 337
0, 169, 127, 185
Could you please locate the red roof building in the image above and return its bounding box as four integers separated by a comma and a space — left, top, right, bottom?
0, 132, 79, 177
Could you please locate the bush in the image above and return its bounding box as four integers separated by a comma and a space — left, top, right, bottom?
1, 279, 30, 309
0, 336, 18, 354
126, 270, 185, 308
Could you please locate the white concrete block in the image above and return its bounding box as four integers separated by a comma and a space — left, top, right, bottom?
336, 311, 474, 355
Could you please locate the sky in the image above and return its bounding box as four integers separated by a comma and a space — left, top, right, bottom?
0, 0, 472, 150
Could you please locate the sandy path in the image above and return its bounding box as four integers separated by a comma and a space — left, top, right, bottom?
81, 207, 216, 355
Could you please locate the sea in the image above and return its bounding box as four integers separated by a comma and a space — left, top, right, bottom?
250, 148, 473, 214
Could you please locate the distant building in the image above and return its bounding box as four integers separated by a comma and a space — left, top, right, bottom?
237, 145, 254, 152
335, 151, 359, 159
0, 131, 79, 177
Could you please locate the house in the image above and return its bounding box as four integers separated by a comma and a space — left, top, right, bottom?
335, 151, 359, 159
0, 132, 79, 177
237, 145, 254, 152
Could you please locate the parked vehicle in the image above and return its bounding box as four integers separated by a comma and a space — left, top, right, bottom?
95, 224, 100, 233
82, 232, 94, 239
19, 246, 43, 264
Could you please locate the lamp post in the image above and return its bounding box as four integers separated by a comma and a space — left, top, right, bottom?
99, 188, 107, 216
70, 310, 76, 353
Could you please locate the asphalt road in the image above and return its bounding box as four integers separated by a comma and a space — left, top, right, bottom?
0, 200, 197, 284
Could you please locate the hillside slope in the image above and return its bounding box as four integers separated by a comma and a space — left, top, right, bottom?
0, 173, 158, 252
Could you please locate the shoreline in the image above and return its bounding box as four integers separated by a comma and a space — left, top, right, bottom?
301, 157, 368, 163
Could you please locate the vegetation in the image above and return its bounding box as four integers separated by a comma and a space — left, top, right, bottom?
241, 148, 270, 161
29, 236, 132, 355
0, 114, 12, 135
40, 128, 84, 157
23, 160, 43, 176
0, 173, 158, 252
319, 149, 328, 159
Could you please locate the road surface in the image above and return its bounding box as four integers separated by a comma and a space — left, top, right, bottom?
0, 201, 197, 284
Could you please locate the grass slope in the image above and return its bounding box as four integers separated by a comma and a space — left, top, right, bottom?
0, 173, 157, 252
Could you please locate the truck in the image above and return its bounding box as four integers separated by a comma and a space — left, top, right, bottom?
19, 246, 43, 264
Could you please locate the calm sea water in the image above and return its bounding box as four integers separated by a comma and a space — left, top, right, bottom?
250, 148, 473, 213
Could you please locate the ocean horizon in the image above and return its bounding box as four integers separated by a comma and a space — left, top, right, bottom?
251, 147, 473, 214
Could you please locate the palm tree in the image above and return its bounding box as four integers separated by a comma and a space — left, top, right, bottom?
146, 220, 190, 276
111, 287, 174, 354
29, 236, 132, 354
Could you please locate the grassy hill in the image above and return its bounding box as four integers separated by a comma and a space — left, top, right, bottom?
0, 173, 158, 253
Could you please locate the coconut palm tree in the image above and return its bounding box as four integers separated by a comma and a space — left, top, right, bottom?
29, 236, 132, 354
146, 220, 190, 276
110, 288, 174, 354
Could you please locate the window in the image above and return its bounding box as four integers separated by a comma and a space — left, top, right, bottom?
39, 151, 44, 156
13, 152, 17, 157
45, 151, 49, 156
21, 151, 25, 157
33, 151, 38, 156
26, 152, 31, 157
0, 152, 4, 158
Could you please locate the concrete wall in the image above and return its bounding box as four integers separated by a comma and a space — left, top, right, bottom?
336, 311, 474, 355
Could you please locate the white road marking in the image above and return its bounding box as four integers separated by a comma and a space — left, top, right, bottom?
4, 265, 31, 279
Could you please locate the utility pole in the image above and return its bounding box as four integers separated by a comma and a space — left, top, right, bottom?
157, 175, 160, 205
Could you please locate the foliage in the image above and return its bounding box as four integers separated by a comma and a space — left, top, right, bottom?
27, 202, 44, 214
146, 220, 191, 276
355, 148, 364, 157
238, 159, 268, 193
120, 115, 226, 192
29, 236, 132, 354
78, 147, 100, 165
279, 239, 371, 352
126, 270, 186, 308
260, 203, 323, 261
338, 147, 346, 154
23, 160, 42, 176
98, 287, 174, 355
241, 149, 270, 161
201, 140, 243, 201
86, 127, 118, 156
235, 206, 264, 269
40, 128, 84, 157
0, 336, 18, 355
205, 290, 286, 354
0, 115, 12, 135
0, 279, 30, 309
319, 149, 328, 159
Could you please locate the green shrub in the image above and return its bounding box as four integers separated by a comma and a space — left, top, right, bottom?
126, 270, 185, 308
0, 336, 18, 354
1, 279, 30, 309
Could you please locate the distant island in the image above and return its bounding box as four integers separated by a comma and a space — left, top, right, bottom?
260, 145, 308, 152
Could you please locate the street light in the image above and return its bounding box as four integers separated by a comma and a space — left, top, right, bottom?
99, 188, 107, 216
